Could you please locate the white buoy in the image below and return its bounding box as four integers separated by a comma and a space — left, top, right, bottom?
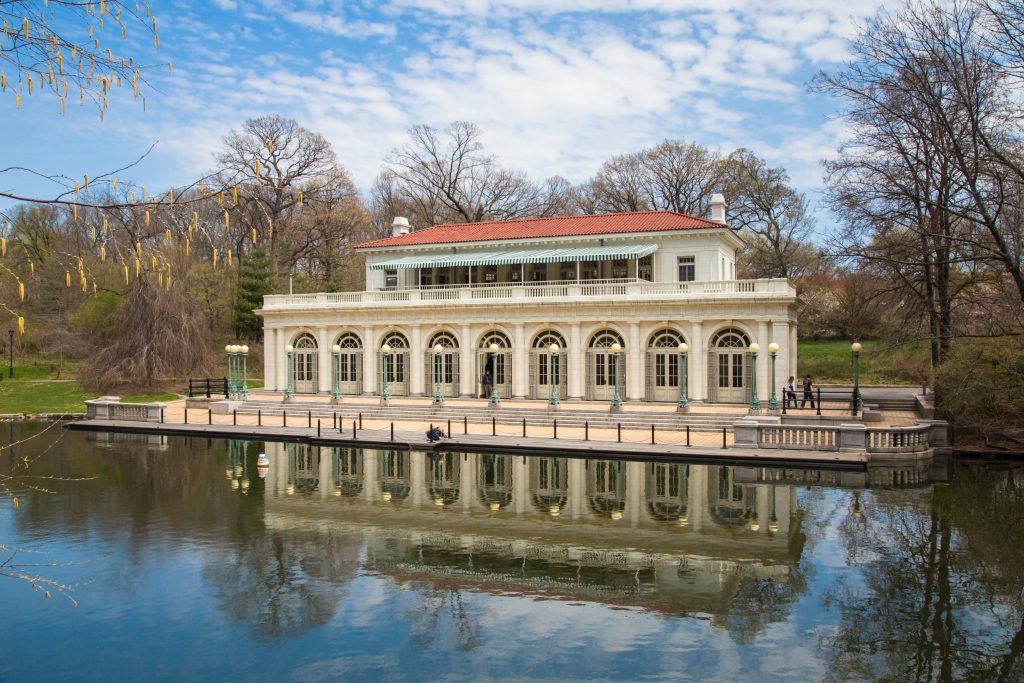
257, 453, 270, 466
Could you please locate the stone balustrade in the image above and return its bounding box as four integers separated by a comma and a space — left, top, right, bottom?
85, 396, 166, 422
734, 417, 949, 454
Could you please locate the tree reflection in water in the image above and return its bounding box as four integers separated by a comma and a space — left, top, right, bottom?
825, 464, 1024, 682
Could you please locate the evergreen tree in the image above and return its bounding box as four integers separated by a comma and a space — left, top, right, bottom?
234, 246, 275, 341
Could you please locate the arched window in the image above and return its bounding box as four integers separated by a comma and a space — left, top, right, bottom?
335, 332, 361, 349
479, 330, 510, 349
648, 328, 685, 348
588, 329, 625, 349
380, 331, 409, 348
712, 328, 750, 348
533, 330, 567, 349
293, 332, 317, 348
428, 331, 459, 349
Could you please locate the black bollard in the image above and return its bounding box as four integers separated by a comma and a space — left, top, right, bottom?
585, 421, 589, 441
359, 412, 363, 429
722, 427, 727, 449
233, 410, 237, 426
522, 418, 526, 438
257, 409, 261, 426
553, 419, 557, 439
317, 419, 321, 438
651, 424, 655, 445
333, 413, 337, 429
307, 411, 311, 428
464, 416, 467, 434
686, 425, 690, 447
816, 387, 822, 416
448, 418, 452, 437
617, 423, 621, 443
184, 407, 188, 424
352, 421, 356, 439
208, 408, 212, 425
160, 407, 164, 424
391, 422, 394, 441
283, 410, 286, 427
492, 416, 496, 436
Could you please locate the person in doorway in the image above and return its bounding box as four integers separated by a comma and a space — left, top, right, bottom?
801, 374, 816, 409
481, 367, 494, 398
785, 376, 797, 409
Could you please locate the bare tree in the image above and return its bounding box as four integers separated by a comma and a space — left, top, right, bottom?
381, 122, 545, 226
724, 149, 819, 280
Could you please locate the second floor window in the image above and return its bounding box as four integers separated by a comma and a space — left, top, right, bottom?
638, 255, 652, 280
678, 256, 695, 282
385, 269, 398, 289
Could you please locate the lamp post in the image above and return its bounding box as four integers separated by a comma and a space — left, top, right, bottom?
283, 344, 295, 402
7, 328, 12, 378
677, 342, 689, 412
609, 342, 623, 412
548, 343, 560, 408
380, 343, 392, 404
767, 342, 780, 412
239, 345, 249, 399
331, 344, 342, 404
488, 342, 501, 406
852, 341, 863, 416
432, 343, 444, 405
748, 342, 761, 414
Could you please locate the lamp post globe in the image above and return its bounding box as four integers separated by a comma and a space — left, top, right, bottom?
609, 342, 623, 410
548, 343, 560, 407
488, 343, 500, 405
677, 342, 689, 411
240, 345, 249, 354
432, 343, 444, 404
767, 342, 780, 412
748, 342, 761, 413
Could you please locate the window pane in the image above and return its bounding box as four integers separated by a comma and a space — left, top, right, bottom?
732, 353, 743, 388
719, 355, 729, 388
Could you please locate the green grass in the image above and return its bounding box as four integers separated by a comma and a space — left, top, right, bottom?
120, 392, 181, 403
0, 380, 98, 414
798, 340, 930, 385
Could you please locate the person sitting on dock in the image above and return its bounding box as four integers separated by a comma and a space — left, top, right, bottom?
426, 425, 447, 442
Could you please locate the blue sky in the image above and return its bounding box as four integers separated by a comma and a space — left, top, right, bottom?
1, 0, 888, 216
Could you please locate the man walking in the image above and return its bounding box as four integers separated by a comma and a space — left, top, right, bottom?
801, 374, 815, 409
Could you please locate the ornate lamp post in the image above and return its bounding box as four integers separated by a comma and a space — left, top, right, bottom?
677, 342, 689, 412
331, 344, 342, 404
767, 342, 780, 412
380, 343, 392, 404
488, 342, 501, 406
432, 343, 444, 405
548, 343, 560, 408
239, 345, 249, 399
283, 344, 295, 402
748, 342, 761, 414
610, 342, 623, 412
852, 341, 863, 416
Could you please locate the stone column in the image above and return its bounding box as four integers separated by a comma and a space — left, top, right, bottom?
568, 322, 582, 400
277, 327, 289, 394
627, 322, 642, 401
757, 320, 770, 401
318, 327, 330, 394
410, 324, 424, 396
790, 323, 799, 381
459, 324, 474, 398
513, 323, 527, 398
363, 326, 376, 395
689, 321, 704, 402
264, 326, 277, 392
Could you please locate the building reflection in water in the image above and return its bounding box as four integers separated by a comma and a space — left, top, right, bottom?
263, 444, 808, 617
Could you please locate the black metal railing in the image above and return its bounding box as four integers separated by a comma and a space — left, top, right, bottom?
188, 377, 228, 398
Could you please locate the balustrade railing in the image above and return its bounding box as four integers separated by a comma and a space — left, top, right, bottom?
865, 425, 931, 452
759, 425, 839, 450
262, 278, 795, 310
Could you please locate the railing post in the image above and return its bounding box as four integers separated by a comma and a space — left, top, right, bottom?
308, 411, 311, 428
585, 421, 589, 441
523, 418, 526, 438
448, 418, 452, 437
464, 416, 467, 434
553, 419, 557, 439
257, 409, 261, 426
722, 427, 727, 449
317, 419, 321, 438
816, 387, 822, 416
208, 408, 212, 425
353, 421, 356, 439
492, 417, 496, 436
184, 407, 188, 424
359, 412, 363, 429
651, 424, 655, 444
686, 425, 690, 447
617, 423, 621, 442
233, 409, 236, 426
391, 422, 394, 441
283, 410, 286, 427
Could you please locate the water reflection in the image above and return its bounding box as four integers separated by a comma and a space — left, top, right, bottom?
2, 425, 1021, 682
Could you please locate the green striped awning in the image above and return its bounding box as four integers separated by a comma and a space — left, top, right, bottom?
370, 244, 658, 270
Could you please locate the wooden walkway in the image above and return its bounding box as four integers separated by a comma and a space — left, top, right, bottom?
66, 419, 869, 470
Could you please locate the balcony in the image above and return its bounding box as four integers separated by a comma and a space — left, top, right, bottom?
259, 278, 796, 312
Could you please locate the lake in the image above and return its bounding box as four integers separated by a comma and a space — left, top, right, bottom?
0, 422, 1021, 682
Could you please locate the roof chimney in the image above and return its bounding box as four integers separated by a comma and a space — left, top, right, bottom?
709, 194, 727, 224
391, 216, 411, 237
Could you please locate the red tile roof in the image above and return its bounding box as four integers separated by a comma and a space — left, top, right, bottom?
355, 210, 726, 250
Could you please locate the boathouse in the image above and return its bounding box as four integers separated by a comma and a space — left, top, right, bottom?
257, 196, 799, 404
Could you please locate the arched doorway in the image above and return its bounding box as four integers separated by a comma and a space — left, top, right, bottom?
478, 454, 513, 510
478, 330, 511, 399
286, 443, 319, 493
586, 329, 625, 401
334, 332, 362, 395
291, 333, 318, 394
530, 330, 567, 400
379, 450, 410, 501
427, 452, 460, 507
379, 331, 410, 396
707, 466, 758, 529
645, 463, 689, 522
588, 460, 626, 519
332, 447, 363, 497
425, 331, 459, 398
530, 457, 568, 516
710, 328, 751, 403
646, 329, 686, 402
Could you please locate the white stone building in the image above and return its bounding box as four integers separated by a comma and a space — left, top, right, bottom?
257, 197, 799, 404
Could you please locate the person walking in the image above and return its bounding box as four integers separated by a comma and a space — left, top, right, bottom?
785, 376, 797, 409
801, 374, 815, 409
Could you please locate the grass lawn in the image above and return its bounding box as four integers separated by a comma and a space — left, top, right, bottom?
0, 379, 98, 414
798, 339, 930, 385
